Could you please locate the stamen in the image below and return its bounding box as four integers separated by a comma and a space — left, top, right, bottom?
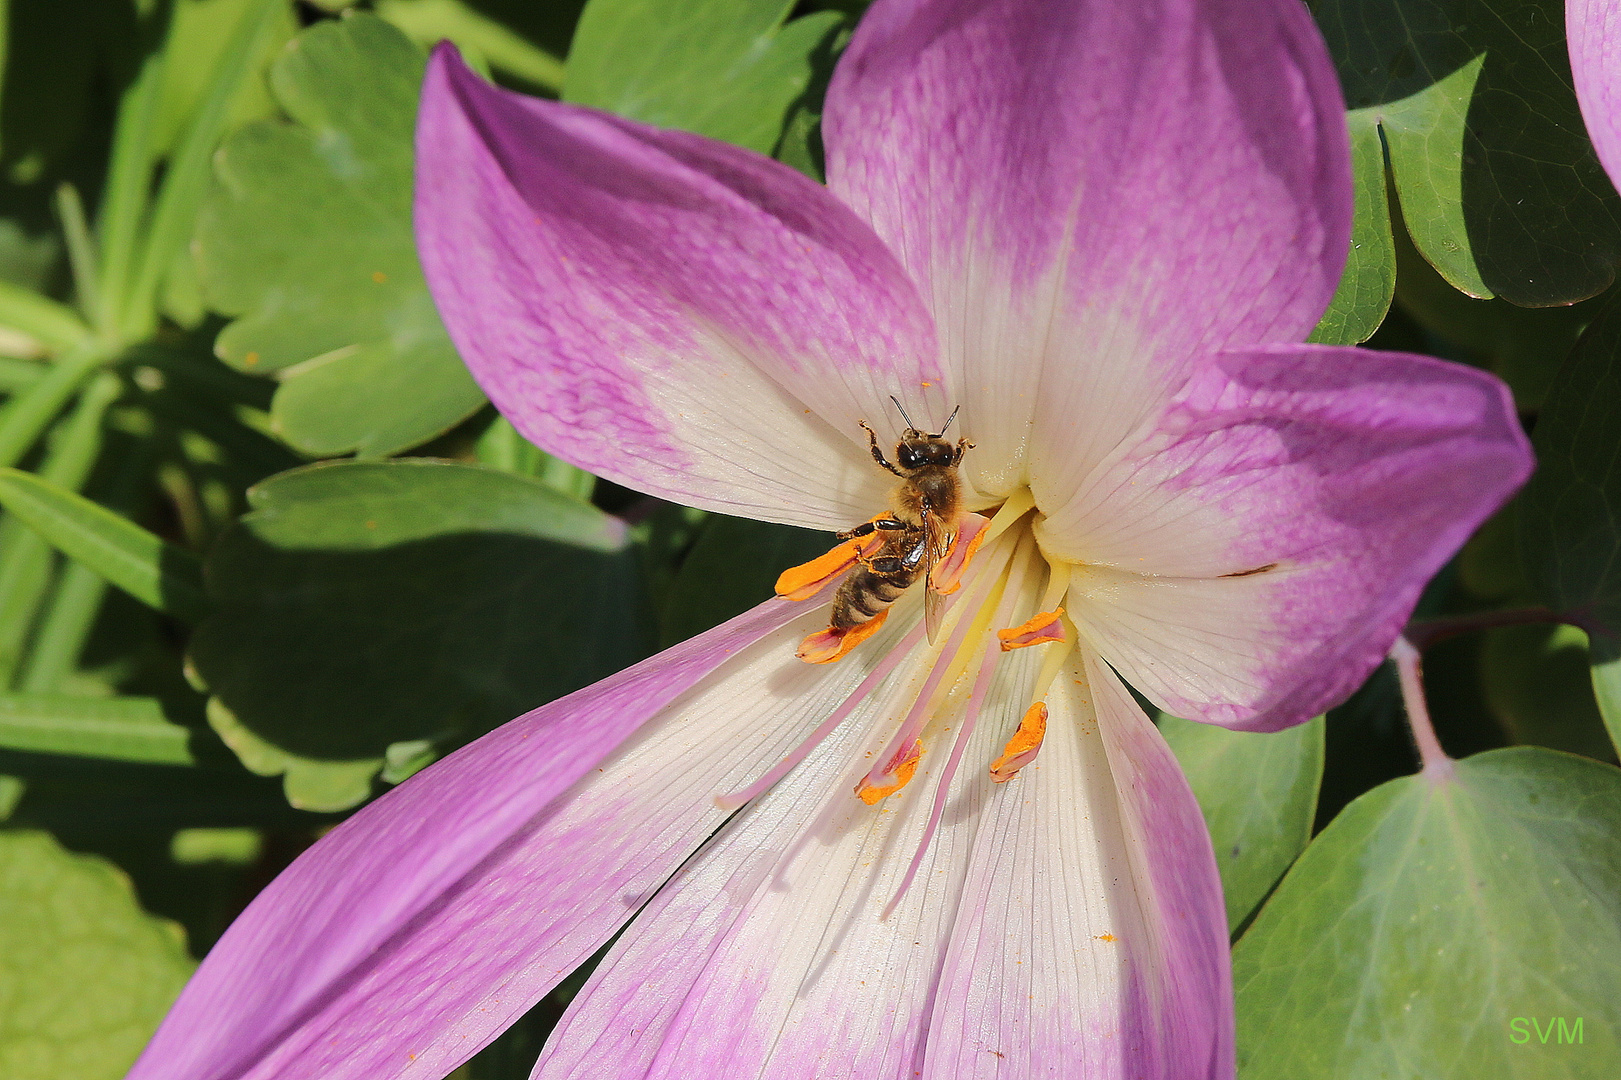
855, 740, 921, 804
854, 536, 1015, 797
1037, 558, 1071, 614
775, 527, 884, 601
929, 512, 990, 595
713, 617, 929, 811
797, 607, 889, 664
979, 487, 1036, 545
883, 531, 1039, 916
990, 702, 1048, 782
997, 607, 1066, 650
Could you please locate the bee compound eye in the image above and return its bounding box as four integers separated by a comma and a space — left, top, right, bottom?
898, 445, 921, 469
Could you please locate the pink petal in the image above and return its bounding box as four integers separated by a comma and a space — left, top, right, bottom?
533, 605, 1017, 1080
921, 653, 1231, 1079
1570, 0, 1621, 190
825, 0, 1351, 502
126, 597, 885, 1080
1046, 344, 1532, 731
415, 45, 945, 532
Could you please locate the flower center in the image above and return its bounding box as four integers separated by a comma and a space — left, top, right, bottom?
716, 489, 1080, 912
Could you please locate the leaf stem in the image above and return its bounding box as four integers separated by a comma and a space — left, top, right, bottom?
1403, 605, 1596, 651
18, 433, 157, 693
97, 43, 168, 338
123, 0, 286, 340
0, 375, 122, 688
55, 185, 103, 331
1390, 635, 1454, 781
0, 343, 108, 469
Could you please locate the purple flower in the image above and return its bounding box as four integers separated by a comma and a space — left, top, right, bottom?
127, 1, 1531, 1078
1570, 0, 1621, 189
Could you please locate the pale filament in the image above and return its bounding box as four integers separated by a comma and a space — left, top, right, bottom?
855, 532, 1018, 793
712, 528, 1016, 811
714, 491, 1077, 915
883, 530, 1048, 917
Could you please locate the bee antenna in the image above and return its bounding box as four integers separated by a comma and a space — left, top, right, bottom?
889, 395, 918, 431
938, 404, 960, 436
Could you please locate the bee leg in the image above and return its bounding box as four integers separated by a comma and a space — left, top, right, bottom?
859, 420, 906, 478
838, 517, 911, 541
951, 436, 974, 466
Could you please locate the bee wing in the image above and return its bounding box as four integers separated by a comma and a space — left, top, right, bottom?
922, 507, 952, 644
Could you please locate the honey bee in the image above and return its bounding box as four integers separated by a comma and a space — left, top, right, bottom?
831, 399, 970, 643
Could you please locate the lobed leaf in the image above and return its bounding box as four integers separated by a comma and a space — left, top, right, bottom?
1315, 0, 1621, 306
1308, 110, 1395, 345
187, 460, 653, 792
375, 0, 570, 92
1519, 289, 1621, 753
0, 830, 194, 1080
564, 0, 842, 153
1234, 748, 1621, 1078
1480, 624, 1615, 761
1160, 713, 1325, 935
197, 14, 484, 457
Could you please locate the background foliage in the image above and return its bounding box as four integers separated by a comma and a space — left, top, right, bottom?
0, 1, 1615, 1077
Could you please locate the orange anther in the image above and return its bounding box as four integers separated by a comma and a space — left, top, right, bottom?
775, 520, 887, 600
856, 739, 922, 804
796, 608, 890, 664
990, 702, 1048, 782
997, 608, 1066, 651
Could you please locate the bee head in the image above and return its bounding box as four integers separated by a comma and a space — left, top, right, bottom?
897, 434, 955, 471
888, 399, 962, 472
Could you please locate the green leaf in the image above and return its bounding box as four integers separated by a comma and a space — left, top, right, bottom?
1591, 638, 1621, 759
197, 14, 484, 457
0, 468, 209, 622
1159, 714, 1324, 935
0, 829, 193, 1080
1315, 0, 1621, 306
1481, 623, 1615, 761
205, 698, 382, 812
658, 513, 834, 648
1233, 748, 1621, 1078
1519, 290, 1621, 632
564, 0, 843, 153
187, 460, 653, 784
124, 0, 293, 340
0, 342, 105, 469
0, 694, 193, 765
1308, 110, 1395, 345
150, 0, 294, 160
1390, 205, 1597, 410
473, 414, 597, 500
375, 0, 566, 93
0, 280, 89, 354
